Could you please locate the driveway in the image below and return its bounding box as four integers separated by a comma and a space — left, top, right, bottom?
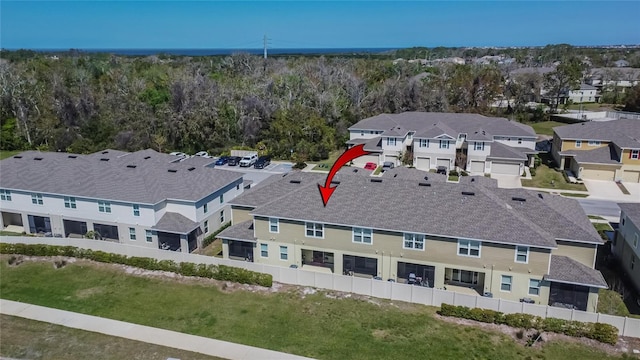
215, 162, 293, 188
582, 179, 639, 201
490, 174, 522, 189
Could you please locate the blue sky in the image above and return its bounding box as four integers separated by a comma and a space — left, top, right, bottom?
1, 1, 639, 49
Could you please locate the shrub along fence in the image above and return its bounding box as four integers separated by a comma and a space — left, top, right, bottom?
1, 236, 639, 339
439, 304, 618, 345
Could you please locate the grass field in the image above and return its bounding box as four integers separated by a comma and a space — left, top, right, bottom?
0, 315, 225, 360
521, 164, 587, 191
0, 258, 626, 360
0, 150, 22, 160
526, 121, 567, 136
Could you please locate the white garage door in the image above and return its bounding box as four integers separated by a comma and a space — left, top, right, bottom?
352, 154, 379, 167
580, 168, 615, 181
385, 155, 398, 165
622, 170, 640, 183
415, 157, 430, 171
470, 161, 485, 173
437, 158, 450, 170
492, 162, 521, 175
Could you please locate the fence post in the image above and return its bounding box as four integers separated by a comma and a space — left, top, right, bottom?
431, 287, 435, 306
545, 304, 549, 318
571, 309, 575, 321
596, 312, 600, 323
498, 298, 502, 312
623, 317, 628, 337
452, 291, 457, 306
474, 295, 478, 308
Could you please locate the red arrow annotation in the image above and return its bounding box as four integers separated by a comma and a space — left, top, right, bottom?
317, 144, 372, 207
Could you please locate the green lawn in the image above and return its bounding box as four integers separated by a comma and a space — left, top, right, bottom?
0, 258, 625, 360
560, 192, 589, 198
0, 150, 22, 160
565, 103, 619, 111
312, 150, 342, 171
521, 164, 587, 191
526, 121, 567, 136
0, 315, 225, 360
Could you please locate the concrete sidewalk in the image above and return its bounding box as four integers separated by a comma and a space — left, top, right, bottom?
0, 299, 315, 360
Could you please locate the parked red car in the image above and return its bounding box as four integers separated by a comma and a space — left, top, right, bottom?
364, 162, 378, 171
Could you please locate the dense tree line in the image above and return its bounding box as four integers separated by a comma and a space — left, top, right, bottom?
1, 45, 639, 160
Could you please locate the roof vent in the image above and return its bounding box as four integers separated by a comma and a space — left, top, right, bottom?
34, 157, 43, 161
282, 173, 288, 177
471, 178, 475, 182
13, 155, 22, 159
331, 180, 341, 185
423, 176, 429, 181
538, 193, 544, 199
353, 169, 358, 173
512, 197, 527, 202
101, 151, 109, 154
144, 156, 151, 159
126, 165, 137, 169
68, 155, 77, 159
419, 182, 431, 187
167, 169, 177, 173
461, 191, 475, 196
393, 174, 398, 178
188, 167, 196, 171
100, 158, 109, 162
370, 178, 382, 183
289, 179, 301, 184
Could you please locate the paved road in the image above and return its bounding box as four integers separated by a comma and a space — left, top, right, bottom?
576, 198, 621, 221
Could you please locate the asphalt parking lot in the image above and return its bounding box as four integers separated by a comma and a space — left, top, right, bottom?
215, 161, 293, 187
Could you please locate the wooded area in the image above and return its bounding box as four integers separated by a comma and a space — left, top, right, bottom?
1, 45, 639, 160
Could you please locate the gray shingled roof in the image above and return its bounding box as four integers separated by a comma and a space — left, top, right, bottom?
381, 167, 448, 183
0, 149, 242, 204
619, 203, 640, 227
589, 67, 640, 80
153, 212, 199, 234
349, 112, 536, 140
488, 142, 528, 161
217, 220, 256, 242
561, 145, 622, 165
545, 255, 608, 288
236, 172, 601, 248
363, 137, 383, 152
509, 67, 555, 76
554, 119, 640, 149
579, 83, 597, 91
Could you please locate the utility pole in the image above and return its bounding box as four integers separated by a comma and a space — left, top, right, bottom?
263, 34, 270, 59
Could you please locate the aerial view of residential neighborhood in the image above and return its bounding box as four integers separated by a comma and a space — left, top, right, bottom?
1, 1, 640, 359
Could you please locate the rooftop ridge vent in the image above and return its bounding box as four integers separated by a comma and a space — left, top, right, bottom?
100, 158, 109, 161
289, 179, 301, 184
331, 180, 341, 185
461, 191, 475, 196
188, 167, 196, 171
511, 197, 527, 202
101, 151, 109, 154
68, 155, 77, 159
167, 169, 177, 173
34, 157, 43, 161
144, 156, 151, 159
418, 182, 431, 187
13, 155, 22, 159
370, 178, 382, 183
126, 165, 137, 169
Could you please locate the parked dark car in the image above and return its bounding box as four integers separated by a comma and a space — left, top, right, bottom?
382, 161, 395, 171
215, 156, 230, 165
228, 156, 242, 166
436, 166, 447, 175
254, 155, 271, 169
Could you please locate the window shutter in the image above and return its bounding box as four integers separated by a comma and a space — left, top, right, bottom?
630, 150, 633, 159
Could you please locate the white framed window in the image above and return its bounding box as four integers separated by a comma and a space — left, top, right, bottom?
386, 137, 397, 146
419, 139, 429, 148
279, 246, 288, 260
407, 132, 413, 140
575, 140, 582, 148
353, 227, 372, 244
457, 239, 480, 257
515, 246, 529, 263
203, 203, 208, 213
260, 243, 268, 257
145, 230, 153, 243
64, 196, 77, 209
269, 218, 279, 233
360, 131, 364, 136
528, 279, 541, 296
219, 194, 224, 204
518, 138, 522, 144
474, 142, 485, 151
305, 222, 324, 238
98, 201, 111, 213
219, 210, 224, 223
133, 204, 140, 216
31, 193, 43, 205
632, 150, 640, 160
588, 140, 601, 146
439, 140, 450, 149
0, 189, 12, 201
204, 220, 209, 234
500, 275, 512, 292
403, 233, 425, 250
129, 227, 136, 241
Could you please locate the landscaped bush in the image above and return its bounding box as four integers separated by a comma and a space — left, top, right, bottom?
202, 221, 231, 247
437, 304, 618, 345
529, 167, 536, 177
449, 170, 459, 177
0, 243, 272, 287
292, 161, 307, 169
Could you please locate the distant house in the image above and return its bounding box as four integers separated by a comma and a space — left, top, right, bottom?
346, 112, 537, 175
551, 118, 640, 182
585, 68, 640, 93
614, 59, 630, 68
566, 84, 599, 104
614, 203, 640, 295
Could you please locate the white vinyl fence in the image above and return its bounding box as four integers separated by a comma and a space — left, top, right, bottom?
2, 236, 639, 338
